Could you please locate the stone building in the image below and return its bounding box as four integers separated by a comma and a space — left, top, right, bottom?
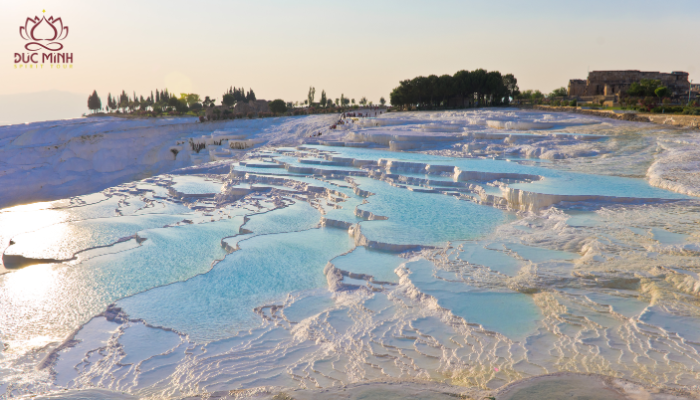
233, 100, 269, 114
568, 70, 690, 97
568, 79, 587, 97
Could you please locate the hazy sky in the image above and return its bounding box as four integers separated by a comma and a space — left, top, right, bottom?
2, 0, 700, 106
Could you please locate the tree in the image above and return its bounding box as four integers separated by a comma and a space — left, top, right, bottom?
390, 87, 403, 108
380, 97, 386, 106
484, 71, 507, 105
222, 86, 254, 106
628, 82, 641, 96
654, 86, 670, 99
180, 93, 201, 107
518, 90, 533, 100
655, 86, 671, 111
269, 99, 287, 114
87, 90, 102, 113
359, 97, 367, 106
307, 86, 315, 107
222, 87, 234, 106
168, 97, 188, 112
118, 90, 129, 112
143, 95, 153, 111
628, 79, 663, 97
203, 96, 216, 108
390, 69, 514, 109
548, 87, 567, 98
153, 97, 166, 113
222, 93, 236, 107
177, 93, 201, 111
107, 93, 117, 111
502, 74, 519, 102
351, 98, 355, 105
435, 74, 455, 106
426, 75, 438, 105
320, 90, 327, 107
470, 69, 489, 105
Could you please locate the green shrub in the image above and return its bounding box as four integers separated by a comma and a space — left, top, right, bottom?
651, 106, 683, 114
222, 93, 235, 107
269, 99, 287, 114
569, 100, 577, 107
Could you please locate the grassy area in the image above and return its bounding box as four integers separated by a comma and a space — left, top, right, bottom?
577, 104, 700, 115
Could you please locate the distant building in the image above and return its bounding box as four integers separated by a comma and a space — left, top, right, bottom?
568, 79, 587, 97
568, 70, 690, 97
233, 100, 269, 114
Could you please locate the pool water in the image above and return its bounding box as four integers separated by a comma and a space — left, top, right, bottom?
2, 110, 699, 399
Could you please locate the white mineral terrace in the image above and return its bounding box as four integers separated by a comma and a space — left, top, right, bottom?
1, 109, 699, 399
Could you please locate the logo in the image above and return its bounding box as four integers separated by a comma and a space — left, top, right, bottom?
14, 10, 73, 68
20, 13, 69, 51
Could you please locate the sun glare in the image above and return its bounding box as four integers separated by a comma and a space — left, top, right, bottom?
2, 263, 57, 304
1, 202, 70, 268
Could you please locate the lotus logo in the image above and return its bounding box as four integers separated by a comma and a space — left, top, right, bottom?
20, 14, 69, 52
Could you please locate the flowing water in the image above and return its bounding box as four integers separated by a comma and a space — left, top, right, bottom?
1, 110, 699, 399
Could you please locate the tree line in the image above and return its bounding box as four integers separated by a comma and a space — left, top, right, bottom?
389, 69, 519, 109
528, 79, 679, 111
88, 89, 193, 114
296, 86, 386, 109
266, 87, 388, 116
87, 82, 393, 116
87, 85, 263, 115
222, 87, 256, 107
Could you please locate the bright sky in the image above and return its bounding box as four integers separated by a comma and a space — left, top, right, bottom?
2, 0, 699, 105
